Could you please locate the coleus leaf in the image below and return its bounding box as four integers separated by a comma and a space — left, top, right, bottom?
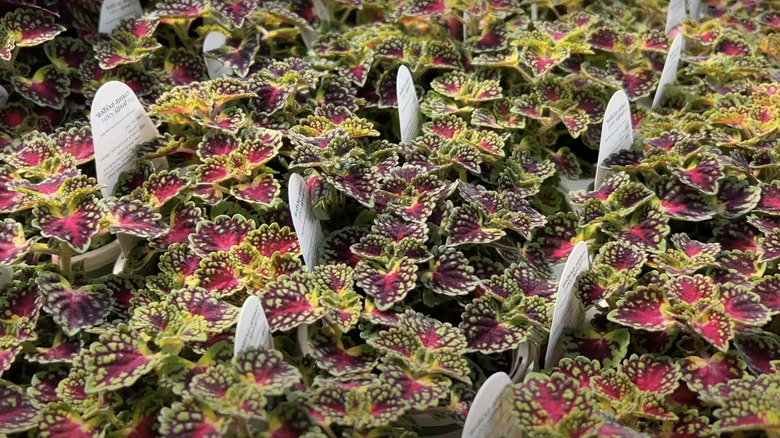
153, 201, 204, 249
0, 380, 38, 434
172, 287, 239, 334
138, 170, 189, 208
263, 273, 324, 331
602, 204, 670, 253
54, 125, 94, 165
622, 354, 680, 395
714, 373, 780, 433
195, 251, 247, 296
420, 246, 478, 297
655, 178, 715, 221
190, 214, 255, 257
26, 334, 82, 365
38, 402, 107, 438
158, 398, 229, 437
354, 258, 418, 311
36, 271, 113, 336
753, 274, 780, 314
85, 324, 162, 393
733, 331, 780, 375
682, 351, 745, 398
608, 286, 675, 331
164, 47, 206, 85
368, 310, 469, 383
755, 180, 780, 215
460, 295, 533, 354
669, 153, 724, 194
246, 223, 301, 258
311, 382, 409, 430
265, 402, 321, 437
667, 275, 716, 306
233, 347, 301, 395
511, 373, 596, 433
379, 361, 451, 411
212, 0, 258, 27
104, 198, 169, 239
562, 328, 630, 368
596, 240, 646, 278
10, 65, 70, 109
714, 176, 761, 219
28, 367, 67, 407
309, 331, 377, 376
445, 203, 505, 246
2, 8, 65, 47
529, 212, 582, 264
691, 306, 734, 351
230, 173, 280, 206
0, 218, 35, 266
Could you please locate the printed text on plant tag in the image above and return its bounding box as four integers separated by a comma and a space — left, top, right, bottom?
99, 0, 143, 34
289, 174, 323, 272
545, 241, 589, 368
91, 81, 158, 198
652, 33, 684, 108
396, 66, 421, 143
463, 372, 518, 438
234, 296, 273, 359
595, 90, 633, 189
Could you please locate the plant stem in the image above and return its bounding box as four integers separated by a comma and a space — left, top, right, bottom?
29, 243, 58, 256
322, 424, 338, 438
59, 243, 72, 276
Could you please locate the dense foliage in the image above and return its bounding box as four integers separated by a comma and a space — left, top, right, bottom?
0, 0, 778, 437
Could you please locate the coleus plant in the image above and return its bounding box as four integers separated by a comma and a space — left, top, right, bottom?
2, 0, 780, 437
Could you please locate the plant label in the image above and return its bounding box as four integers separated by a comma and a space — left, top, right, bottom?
595, 90, 633, 189
91, 81, 158, 199
203, 32, 233, 79
531, 3, 539, 20
234, 295, 273, 359
463, 372, 517, 438
99, 0, 143, 34
313, 0, 331, 22
665, 0, 686, 35
689, 0, 702, 19
545, 241, 589, 368
0, 266, 12, 288
289, 173, 323, 272
396, 66, 421, 143
0, 85, 8, 108
652, 33, 684, 108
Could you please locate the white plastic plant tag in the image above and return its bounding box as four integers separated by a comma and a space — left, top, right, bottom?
289, 173, 323, 272
689, 0, 702, 19
652, 33, 684, 108
396, 66, 421, 143
203, 31, 233, 79
595, 90, 633, 189
312, 0, 330, 22
99, 0, 143, 34
234, 296, 273, 359
531, 3, 539, 20
545, 241, 590, 368
0, 266, 12, 288
301, 28, 318, 50
0, 85, 8, 108
665, 0, 686, 35
463, 372, 516, 438
91, 81, 158, 198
